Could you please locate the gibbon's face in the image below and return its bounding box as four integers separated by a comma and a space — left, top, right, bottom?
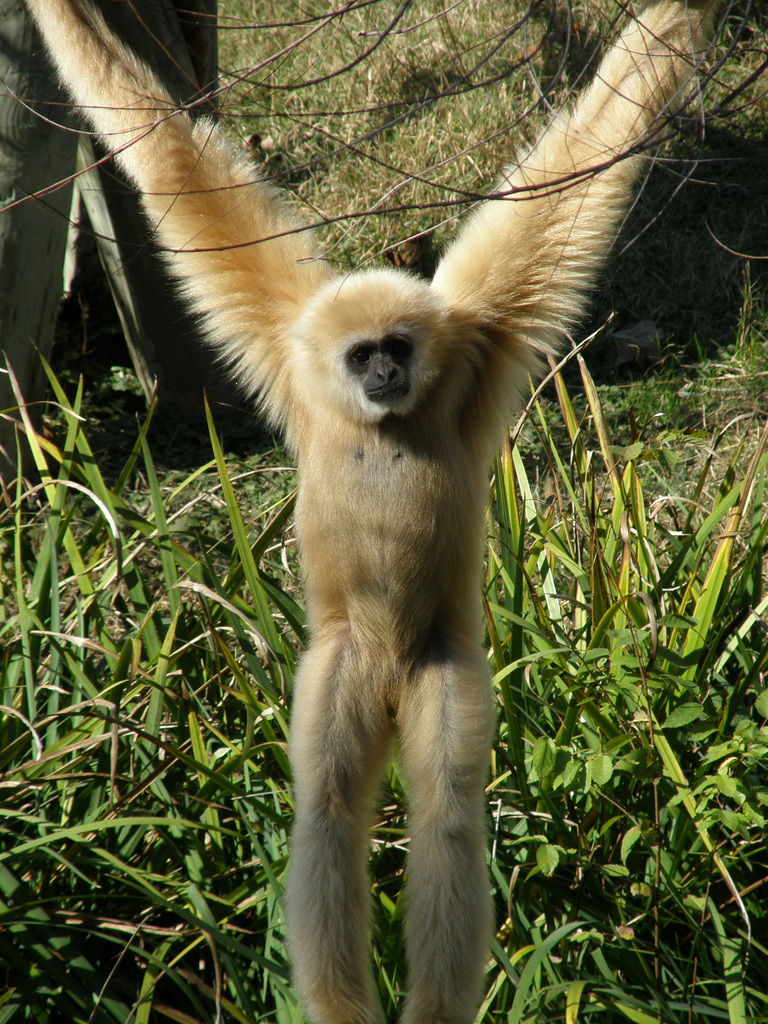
343, 332, 414, 408
292, 268, 450, 423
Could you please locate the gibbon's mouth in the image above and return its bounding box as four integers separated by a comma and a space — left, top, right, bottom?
365, 382, 410, 403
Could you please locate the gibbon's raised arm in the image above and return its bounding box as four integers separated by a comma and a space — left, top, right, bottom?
433, 0, 718, 365
25, 0, 335, 426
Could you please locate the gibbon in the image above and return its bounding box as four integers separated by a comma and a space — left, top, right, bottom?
25, 1, 721, 1022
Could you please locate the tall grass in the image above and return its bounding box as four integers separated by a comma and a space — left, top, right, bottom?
2, 1, 766, 1019
483, 356, 768, 1024
2, 354, 766, 1022
1, 361, 297, 1022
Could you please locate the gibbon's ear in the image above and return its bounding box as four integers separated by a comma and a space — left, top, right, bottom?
25, 0, 335, 428
432, 0, 720, 374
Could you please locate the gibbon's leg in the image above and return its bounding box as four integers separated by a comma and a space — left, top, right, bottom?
286, 634, 393, 1024
398, 641, 496, 1024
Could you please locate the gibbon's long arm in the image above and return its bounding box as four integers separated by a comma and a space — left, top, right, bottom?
25, 0, 335, 426
433, 0, 718, 365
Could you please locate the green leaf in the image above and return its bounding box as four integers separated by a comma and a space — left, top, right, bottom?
566, 980, 587, 1024
715, 773, 739, 798
531, 736, 557, 780
621, 826, 642, 863
508, 922, 584, 1024
613, 1002, 666, 1024
684, 894, 707, 913
709, 899, 748, 1024
609, 442, 645, 461
554, 757, 582, 790
662, 703, 704, 729
586, 754, 613, 788
536, 844, 560, 876
146, 605, 181, 740
755, 690, 768, 718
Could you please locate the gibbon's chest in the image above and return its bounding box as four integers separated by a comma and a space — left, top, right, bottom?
295, 423, 480, 595
299, 429, 450, 534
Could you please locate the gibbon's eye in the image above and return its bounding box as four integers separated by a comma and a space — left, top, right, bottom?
346, 343, 375, 371
383, 334, 413, 361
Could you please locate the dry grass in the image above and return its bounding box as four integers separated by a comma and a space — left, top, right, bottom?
215, 0, 767, 303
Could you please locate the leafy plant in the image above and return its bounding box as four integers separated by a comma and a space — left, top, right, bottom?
0, 362, 298, 1022
483, 356, 768, 1024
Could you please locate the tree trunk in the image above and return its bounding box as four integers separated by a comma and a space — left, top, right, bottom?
0, 0, 78, 483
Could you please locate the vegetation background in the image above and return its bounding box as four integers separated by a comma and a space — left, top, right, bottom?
1, 1, 767, 1022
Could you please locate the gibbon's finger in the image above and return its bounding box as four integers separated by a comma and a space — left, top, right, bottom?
25, 0, 335, 426
432, 0, 721, 366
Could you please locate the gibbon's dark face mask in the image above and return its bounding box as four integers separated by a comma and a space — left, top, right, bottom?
345, 333, 414, 404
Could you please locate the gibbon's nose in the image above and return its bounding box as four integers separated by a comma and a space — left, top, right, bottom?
375, 357, 397, 384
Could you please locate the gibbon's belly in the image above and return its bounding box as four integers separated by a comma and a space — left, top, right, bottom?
297, 428, 482, 637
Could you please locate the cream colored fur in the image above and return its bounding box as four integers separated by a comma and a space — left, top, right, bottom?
24, 1, 721, 1021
